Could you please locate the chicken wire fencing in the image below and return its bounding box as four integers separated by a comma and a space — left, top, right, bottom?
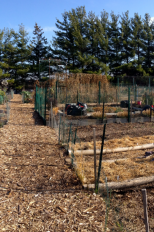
35, 85, 47, 125
34, 76, 154, 128
0, 90, 13, 127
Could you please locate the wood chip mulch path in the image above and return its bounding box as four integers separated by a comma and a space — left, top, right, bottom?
0, 95, 151, 231
0, 95, 109, 231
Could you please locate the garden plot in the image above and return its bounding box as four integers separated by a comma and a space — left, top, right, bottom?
68, 135, 154, 188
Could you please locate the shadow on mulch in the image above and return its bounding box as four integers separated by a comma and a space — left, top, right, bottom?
33, 111, 44, 126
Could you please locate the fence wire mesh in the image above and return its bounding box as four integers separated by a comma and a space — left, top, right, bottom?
34, 76, 154, 230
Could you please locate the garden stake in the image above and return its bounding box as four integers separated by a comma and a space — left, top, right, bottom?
58, 115, 61, 143
93, 128, 97, 190
77, 90, 78, 103
131, 99, 132, 122
102, 101, 104, 123
96, 123, 106, 192
135, 84, 137, 103
117, 77, 119, 102
142, 189, 149, 232
62, 121, 65, 144
149, 77, 151, 94
128, 86, 130, 123
98, 81, 101, 105
150, 107, 152, 122
116, 88, 117, 103
56, 80, 58, 100
51, 101, 53, 128
67, 123, 72, 150
74, 128, 77, 144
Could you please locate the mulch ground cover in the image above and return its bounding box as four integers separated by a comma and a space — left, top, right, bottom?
73, 121, 154, 142
0, 94, 154, 231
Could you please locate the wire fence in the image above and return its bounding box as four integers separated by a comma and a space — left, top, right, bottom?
0, 89, 13, 127
34, 77, 154, 231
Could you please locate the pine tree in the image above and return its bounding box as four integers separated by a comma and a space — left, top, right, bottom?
68, 6, 92, 71
85, 12, 107, 73
131, 13, 145, 76
117, 11, 135, 76
30, 23, 48, 79
52, 11, 76, 71
100, 10, 109, 65
0, 28, 17, 80
108, 12, 121, 77
0, 30, 7, 79
14, 24, 32, 81
142, 13, 154, 75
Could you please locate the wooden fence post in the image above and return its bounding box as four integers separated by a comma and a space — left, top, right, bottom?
142, 189, 149, 232
51, 102, 53, 128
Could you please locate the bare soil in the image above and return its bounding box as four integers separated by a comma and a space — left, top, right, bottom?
74, 121, 154, 142
0, 95, 154, 231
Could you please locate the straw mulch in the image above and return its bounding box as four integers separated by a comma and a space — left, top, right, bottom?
80, 155, 154, 184
72, 135, 154, 185
74, 135, 154, 151
0, 95, 111, 231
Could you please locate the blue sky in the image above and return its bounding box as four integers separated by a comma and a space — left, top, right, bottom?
1, 0, 154, 44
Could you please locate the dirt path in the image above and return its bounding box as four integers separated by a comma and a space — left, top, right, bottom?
0, 95, 153, 231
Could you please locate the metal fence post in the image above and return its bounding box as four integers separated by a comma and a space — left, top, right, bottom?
98, 81, 101, 105
35, 85, 37, 111
59, 115, 61, 143
135, 84, 137, 103
117, 78, 119, 102
56, 80, 58, 100
128, 86, 130, 123
96, 123, 106, 192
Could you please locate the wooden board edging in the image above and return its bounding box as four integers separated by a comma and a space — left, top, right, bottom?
70, 143, 154, 156
83, 176, 154, 190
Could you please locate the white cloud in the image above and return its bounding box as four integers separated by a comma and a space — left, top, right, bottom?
150, 17, 154, 25
43, 26, 56, 32
24, 26, 56, 34
25, 27, 33, 33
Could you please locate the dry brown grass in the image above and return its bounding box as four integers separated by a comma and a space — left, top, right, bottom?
93, 106, 118, 113
117, 111, 128, 117
53, 107, 59, 115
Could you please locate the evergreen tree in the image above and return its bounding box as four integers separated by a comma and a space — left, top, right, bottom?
142, 13, 154, 75
68, 6, 92, 71
52, 11, 76, 71
108, 12, 121, 77
30, 23, 48, 79
131, 13, 145, 75
0, 28, 17, 79
117, 11, 135, 76
100, 10, 109, 65
14, 24, 32, 81
86, 12, 108, 73
0, 30, 7, 79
